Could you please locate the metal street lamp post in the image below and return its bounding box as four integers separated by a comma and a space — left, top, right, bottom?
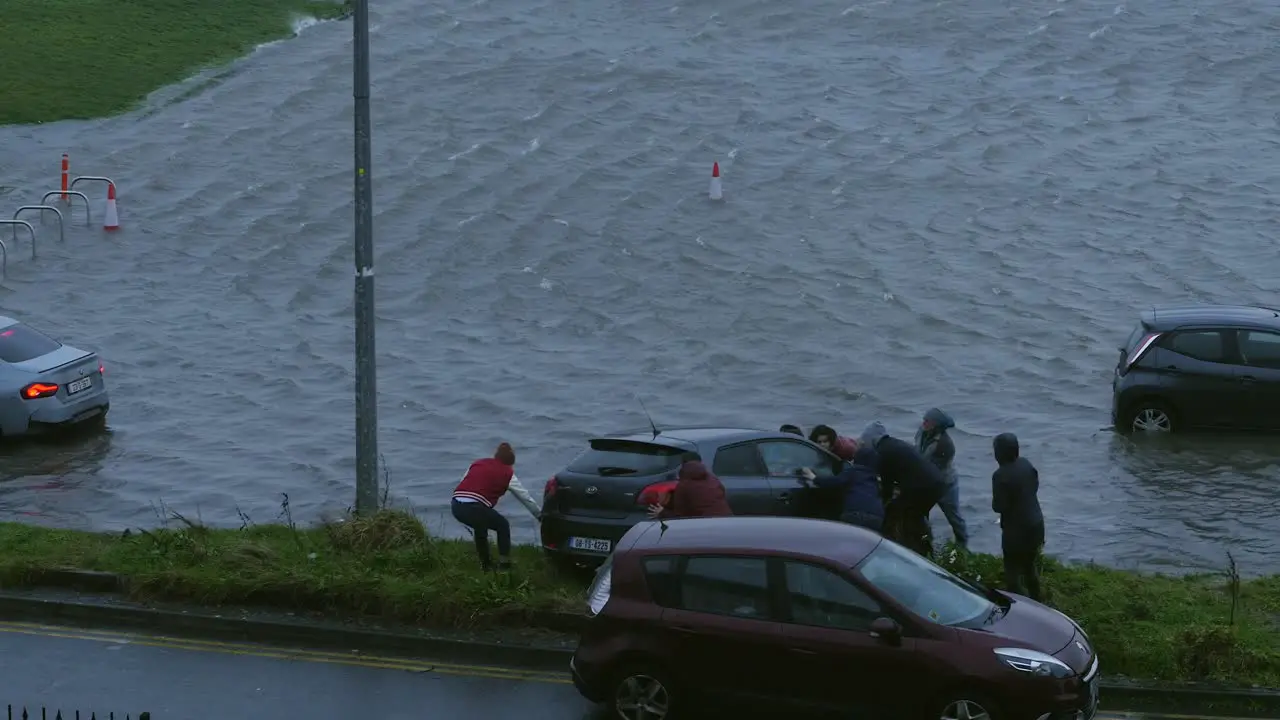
352, 0, 379, 514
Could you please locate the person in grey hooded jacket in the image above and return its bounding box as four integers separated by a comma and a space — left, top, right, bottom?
915, 408, 968, 549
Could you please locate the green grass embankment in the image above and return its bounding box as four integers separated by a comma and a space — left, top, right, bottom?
0, 0, 349, 126
1, 511, 1277, 687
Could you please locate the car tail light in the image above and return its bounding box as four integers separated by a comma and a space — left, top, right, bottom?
544, 476, 559, 500
99, 362, 105, 375
21, 382, 59, 400
637, 480, 678, 507
587, 562, 613, 616
1120, 332, 1162, 376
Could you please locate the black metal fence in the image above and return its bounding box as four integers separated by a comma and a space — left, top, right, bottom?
6, 708, 150, 720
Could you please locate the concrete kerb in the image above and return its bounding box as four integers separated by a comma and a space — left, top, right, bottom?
5, 569, 1280, 715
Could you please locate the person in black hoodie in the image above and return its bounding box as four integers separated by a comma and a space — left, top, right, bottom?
859, 421, 948, 557
992, 433, 1045, 600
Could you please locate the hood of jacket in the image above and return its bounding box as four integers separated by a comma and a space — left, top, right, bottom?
679, 460, 711, 481
923, 407, 955, 431
833, 436, 857, 462
994, 433, 1020, 465
860, 421, 889, 449
851, 444, 878, 468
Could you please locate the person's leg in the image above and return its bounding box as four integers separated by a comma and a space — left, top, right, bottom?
1001, 534, 1026, 595
452, 501, 494, 570
1024, 530, 1045, 600
938, 482, 968, 548
1023, 550, 1042, 601
490, 509, 512, 569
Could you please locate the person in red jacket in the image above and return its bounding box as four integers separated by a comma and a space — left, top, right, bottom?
451, 442, 541, 571
646, 457, 734, 519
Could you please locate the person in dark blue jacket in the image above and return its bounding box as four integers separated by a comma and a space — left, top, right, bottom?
800, 443, 885, 532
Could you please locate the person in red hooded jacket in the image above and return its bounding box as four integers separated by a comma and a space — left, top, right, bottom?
646, 455, 734, 519
451, 442, 541, 571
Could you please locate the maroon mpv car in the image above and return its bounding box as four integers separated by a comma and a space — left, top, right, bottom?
570, 516, 1100, 720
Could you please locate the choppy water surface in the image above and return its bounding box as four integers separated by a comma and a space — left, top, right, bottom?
2, 0, 1279, 573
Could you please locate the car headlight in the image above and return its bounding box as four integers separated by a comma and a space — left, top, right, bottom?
994, 647, 1075, 679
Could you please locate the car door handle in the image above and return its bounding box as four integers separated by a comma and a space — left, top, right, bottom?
788, 647, 818, 655
1240, 375, 1258, 383
777, 492, 791, 504
671, 626, 700, 635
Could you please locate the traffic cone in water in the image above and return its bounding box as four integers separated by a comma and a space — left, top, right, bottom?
709, 162, 723, 201
103, 183, 120, 231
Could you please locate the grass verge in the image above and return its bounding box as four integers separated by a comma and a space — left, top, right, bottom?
0, 509, 583, 628
1, 510, 1278, 687
936, 543, 1280, 687
0, 0, 349, 126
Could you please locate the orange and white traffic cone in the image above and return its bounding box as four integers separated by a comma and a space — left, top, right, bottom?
103, 183, 120, 231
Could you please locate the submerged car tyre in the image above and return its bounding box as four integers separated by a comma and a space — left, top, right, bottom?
612, 664, 677, 720
1124, 400, 1176, 434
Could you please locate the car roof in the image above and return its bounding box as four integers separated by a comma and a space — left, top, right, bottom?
624, 516, 883, 567
594, 426, 813, 448
1139, 304, 1280, 332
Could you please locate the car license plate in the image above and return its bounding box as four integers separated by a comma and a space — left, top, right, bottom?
67, 376, 92, 395
568, 537, 611, 553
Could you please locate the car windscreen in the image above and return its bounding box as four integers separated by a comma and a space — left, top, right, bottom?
0, 323, 62, 363
856, 540, 995, 628
565, 440, 688, 477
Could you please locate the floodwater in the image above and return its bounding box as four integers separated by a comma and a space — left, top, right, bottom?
1, 0, 1280, 574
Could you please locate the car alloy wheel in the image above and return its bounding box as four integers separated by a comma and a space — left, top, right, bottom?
614, 672, 671, 720
1131, 407, 1172, 433
940, 699, 992, 720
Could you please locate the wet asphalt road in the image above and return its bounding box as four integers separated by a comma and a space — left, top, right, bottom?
0, 621, 1259, 720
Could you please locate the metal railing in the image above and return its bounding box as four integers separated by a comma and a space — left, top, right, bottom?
68, 176, 115, 196
0, 236, 8, 277
6, 707, 149, 720
39, 191, 90, 225
13, 205, 64, 244
0, 220, 35, 260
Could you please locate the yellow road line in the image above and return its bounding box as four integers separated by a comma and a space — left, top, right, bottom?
0, 621, 570, 685
1, 622, 1272, 719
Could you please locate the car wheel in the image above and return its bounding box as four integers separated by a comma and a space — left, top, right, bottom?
611, 664, 678, 720
935, 693, 1000, 720
1126, 400, 1176, 434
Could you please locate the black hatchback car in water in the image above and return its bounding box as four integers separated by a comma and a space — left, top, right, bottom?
1113, 304, 1280, 434
540, 427, 846, 568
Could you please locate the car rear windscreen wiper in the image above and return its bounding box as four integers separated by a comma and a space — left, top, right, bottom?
596, 466, 638, 476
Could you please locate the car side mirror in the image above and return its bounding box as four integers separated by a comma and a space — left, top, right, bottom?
869, 617, 901, 645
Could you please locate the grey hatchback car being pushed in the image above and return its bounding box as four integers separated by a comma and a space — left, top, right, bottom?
540, 426, 847, 568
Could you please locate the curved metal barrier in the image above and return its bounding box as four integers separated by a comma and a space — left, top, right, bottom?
39, 190, 90, 225
68, 175, 115, 196
0, 220, 36, 259
0, 235, 7, 276
12, 205, 64, 244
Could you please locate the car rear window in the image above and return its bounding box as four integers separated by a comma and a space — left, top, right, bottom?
0, 323, 62, 363
1124, 323, 1147, 352
565, 440, 688, 477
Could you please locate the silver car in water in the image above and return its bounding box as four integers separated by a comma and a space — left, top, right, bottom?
0, 315, 109, 438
